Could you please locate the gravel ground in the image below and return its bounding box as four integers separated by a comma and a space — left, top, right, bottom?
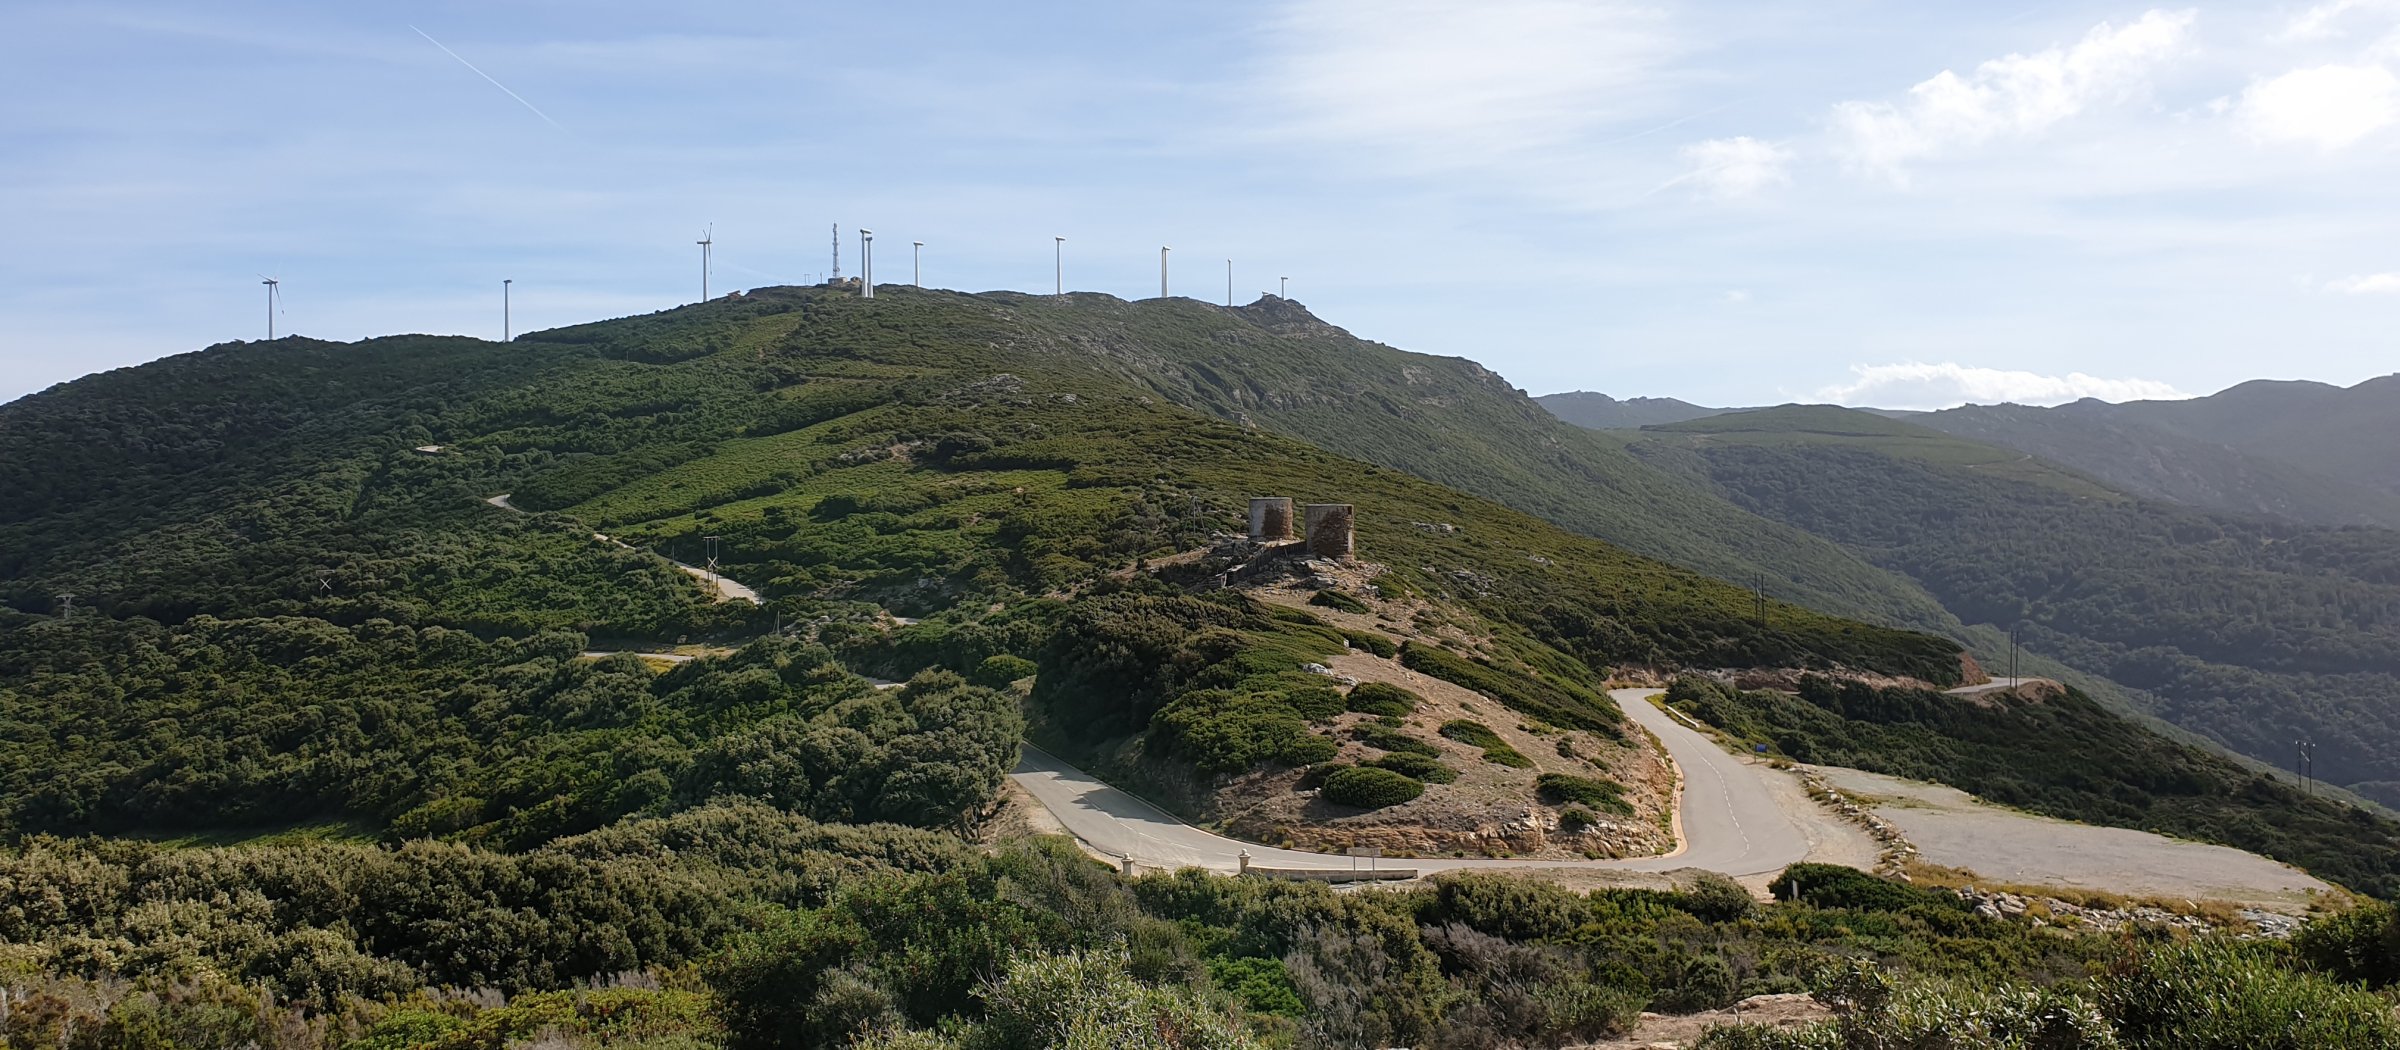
1811, 766, 2332, 911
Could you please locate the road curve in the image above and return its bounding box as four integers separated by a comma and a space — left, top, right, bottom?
1008, 688, 1812, 877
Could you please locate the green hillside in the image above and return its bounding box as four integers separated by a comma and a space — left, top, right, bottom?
13, 291, 2400, 1049
0, 287, 1967, 849
1629, 404, 2400, 808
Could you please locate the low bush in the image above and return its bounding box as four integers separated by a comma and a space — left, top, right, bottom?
1346, 682, 1422, 717
1536, 773, 1633, 816
1767, 864, 1966, 914
973, 653, 1037, 687
1441, 720, 1534, 768
1309, 590, 1371, 615
1320, 766, 1425, 809
1400, 642, 1622, 734
1353, 724, 1441, 756
1367, 752, 1459, 784
1340, 629, 1398, 658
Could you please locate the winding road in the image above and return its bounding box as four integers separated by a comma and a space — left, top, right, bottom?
1009, 688, 1814, 877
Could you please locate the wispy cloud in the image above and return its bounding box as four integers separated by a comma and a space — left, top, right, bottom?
410, 25, 563, 130
1818, 362, 2194, 409
1830, 10, 2196, 180
2327, 272, 2400, 293
1254, 0, 1677, 169
1665, 137, 1793, 199
2237, 64, 2400, 147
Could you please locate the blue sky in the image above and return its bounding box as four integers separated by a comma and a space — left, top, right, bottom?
4, 1, 2398, 408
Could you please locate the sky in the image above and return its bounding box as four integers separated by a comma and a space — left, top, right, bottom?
4, 1, 2398, 410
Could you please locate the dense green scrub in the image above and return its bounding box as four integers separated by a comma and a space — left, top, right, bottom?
0, 620, 1018, 845
1668, 675, 2400, 896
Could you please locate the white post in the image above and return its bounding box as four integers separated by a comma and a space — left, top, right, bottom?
1160, 246, 1170, 298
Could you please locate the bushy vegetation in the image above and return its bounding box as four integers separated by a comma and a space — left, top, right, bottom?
1344, 681, 1420, 717
1365, 752, 1459, 784
1535, 773, 1632, 816
1319, 766, 1427, 809
1402, 642, 1623, 734
1439, 719, 1535, 768
1353, 723, 1441, 756
1670, 675, 2400, 896
0, 622, 1018, 844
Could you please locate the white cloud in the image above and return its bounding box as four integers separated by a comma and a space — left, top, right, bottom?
1722, 289, 1752, 304
2237, 65, 2400, 147
2328, 272, 2400, 293
1256, 0, 1676, 165
2281, 0, 2400, 41
1831, 10, 2196, 179
1818, 362, 2195, 409
1670, 137, 1793, 198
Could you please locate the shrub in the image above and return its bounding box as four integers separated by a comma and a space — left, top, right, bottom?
1340, 630, 1398, 658
1366, 752, 1459, 784
1353, 724, 1441, 756
1346, 682, 1422, 717
1766, 864, 1966, 914
1320, 767, 1426, 809
1558, 806, 1599, 832
2099, 940, 2400, 1049
974, 654, 1037, 687
1309, 590, 1371, 614
1400, 642, 1622, 734
2292, 902, 2400, 987
1440, 720, 1534, 768
1536, 773, 1633, 816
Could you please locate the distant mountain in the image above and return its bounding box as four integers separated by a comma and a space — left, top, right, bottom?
1535, 390, 1728, 429
1620, 404, 2400, 810
1912, 400, 2400, 530
2101, 377, 2400, 497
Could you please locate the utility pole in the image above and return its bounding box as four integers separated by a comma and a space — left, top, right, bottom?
2009, 622, 2021, 684
1753, 575, 1766, 626
703, 535, 723, 585
56, 592, 74, 620
503, 279, 512, 342
1054, 236, 1065, 295
697, 226, 713, 302
2296, 739, 2316, 796
1160, 246, 1170, 299
913, 241, 923, 286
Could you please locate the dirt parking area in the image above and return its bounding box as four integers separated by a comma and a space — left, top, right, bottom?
1811, 766, 2332, 911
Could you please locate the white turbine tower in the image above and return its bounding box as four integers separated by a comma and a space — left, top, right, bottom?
860, 229, 875, 299
1054, 236, 1065, 295
1160, 246, 1170, 299
258, 276, 281, 339
503, 278, 513, 342
913, 241, 924, 286
697, 225, 714, 302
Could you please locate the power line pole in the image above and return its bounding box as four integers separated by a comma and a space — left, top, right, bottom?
2009, 622, 2021, 684
56, 592, 74, 620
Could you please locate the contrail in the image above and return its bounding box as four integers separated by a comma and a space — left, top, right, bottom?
410, 24, 562, 129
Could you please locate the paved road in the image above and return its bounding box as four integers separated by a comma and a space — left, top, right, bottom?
1009, 688, 1812, 876
1946, 677, 2039, 696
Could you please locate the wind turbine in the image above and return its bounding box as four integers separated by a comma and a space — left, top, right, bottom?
1226, 260, 1233, 306
1160, 246, 1170, 299
258, 276, 281, 339
1280, 276, 1289, 299
503, 279, 512, 342
860, 229, 875, 299
913, 241, 924, 286
697, 225, 713, 301
1054, 236, 1065, 295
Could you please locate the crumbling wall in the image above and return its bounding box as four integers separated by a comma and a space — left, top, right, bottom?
1248, 497, 1295, 542
1304, 504, 1355, 562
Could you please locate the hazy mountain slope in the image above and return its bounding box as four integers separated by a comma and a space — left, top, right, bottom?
1913, 400, 2400, 529
1629, 405, 2400, 808
1534, 390, 1727, 429
2104, 377, 2400, 496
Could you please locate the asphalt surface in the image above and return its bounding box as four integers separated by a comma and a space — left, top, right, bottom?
484, 492, 762, 605
1008, 688, 1813, 876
